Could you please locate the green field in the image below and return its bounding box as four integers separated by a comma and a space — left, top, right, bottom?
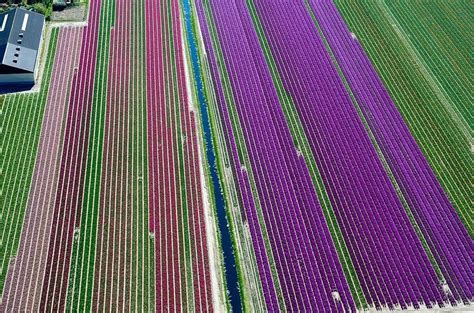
335, 0, 474, 237
0, 28, 58, 292
384, 0, 473, 130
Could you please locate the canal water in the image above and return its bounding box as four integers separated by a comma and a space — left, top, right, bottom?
181, 0, 243, 312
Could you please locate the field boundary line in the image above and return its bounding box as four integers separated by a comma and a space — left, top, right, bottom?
377, 0, 472, 141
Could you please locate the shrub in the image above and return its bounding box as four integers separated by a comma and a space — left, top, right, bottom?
31, 2, 52, 19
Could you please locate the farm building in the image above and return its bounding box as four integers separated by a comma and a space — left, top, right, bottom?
0, 7, 45, 86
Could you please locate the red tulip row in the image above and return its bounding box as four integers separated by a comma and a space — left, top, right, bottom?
146, 0, 213, 310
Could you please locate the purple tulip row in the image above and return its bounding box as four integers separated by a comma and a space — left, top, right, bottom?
308, 0, 473, 304
251, 0, 456, 309
198, 0, 356, 311
195, 1, 280, 310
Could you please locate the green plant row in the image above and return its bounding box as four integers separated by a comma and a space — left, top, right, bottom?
383, 0, 473, 129
66, 0, 115, 309
0, 27, 58, 295
335, 0, 473, 237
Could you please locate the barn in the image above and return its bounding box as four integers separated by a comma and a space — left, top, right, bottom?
0, 7, 45, 86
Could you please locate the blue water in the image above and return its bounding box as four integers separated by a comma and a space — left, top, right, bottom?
182, 0, 242, 312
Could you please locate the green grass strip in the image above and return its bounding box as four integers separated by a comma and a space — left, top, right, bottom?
382, 0, 473, 129
180, 3, 232, 309
0, 28, 58, 295
66, 0, 115, 309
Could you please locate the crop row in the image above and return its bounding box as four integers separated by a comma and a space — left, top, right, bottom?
147, 0, 213, 311
1, 27, 83, 312
197, 0, 359, 311
334, 0, 473, 239
39, 0, 101, 310
254, 0, 448, 309
90, 0, 134, 311
309, 0, 472, 304
65, 0, 118, 310
384, 0, 472, 129
246, 0, 367, 308
194, 0, 277, 309
193, 0, 473, 311
1, 0, 216, 310
0, 28, 58, 307
64, 0, 157, 310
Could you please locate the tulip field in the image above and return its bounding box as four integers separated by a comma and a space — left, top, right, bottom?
1, 0, 472, 312
191, 0, 472, 311
1, 0, 217, 311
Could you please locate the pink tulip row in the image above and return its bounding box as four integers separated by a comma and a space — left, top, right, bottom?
40, 0, 102, 311
0, 26, 83, 313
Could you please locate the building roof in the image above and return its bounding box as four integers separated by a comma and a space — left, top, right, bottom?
0, 7, 45, 74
